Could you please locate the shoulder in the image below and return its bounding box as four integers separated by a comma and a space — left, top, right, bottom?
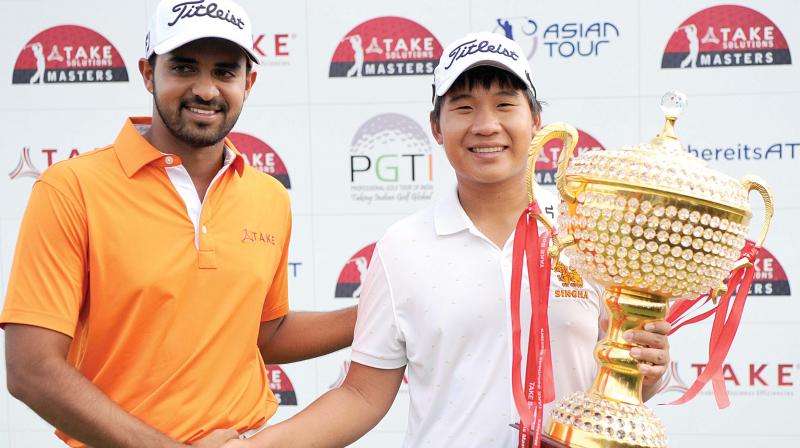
379, 206, 435, 246
37, 145, 116, 199
241, 165, 291, 209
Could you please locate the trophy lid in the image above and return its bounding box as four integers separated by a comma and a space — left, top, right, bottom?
565, 91, 750, 212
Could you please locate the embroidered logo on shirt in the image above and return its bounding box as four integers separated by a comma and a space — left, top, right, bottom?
553, 261, 588, 299
241, 228, 276, 245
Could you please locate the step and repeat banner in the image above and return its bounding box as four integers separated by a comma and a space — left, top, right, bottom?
0, 0, 797, 446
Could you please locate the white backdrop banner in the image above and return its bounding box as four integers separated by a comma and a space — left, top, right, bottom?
0, 0, 797, 446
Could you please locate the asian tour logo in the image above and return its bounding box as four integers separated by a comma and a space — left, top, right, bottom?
749, 244, 790, 296
12, 25, 129, 84
534, 127, 605, 185
349, 113, 434, 205
662, 5, 791, 69
334, 242, 376, 299
228, 132, 291, 188
494, 17, 619, 61
265, 365, 297, 405
330, 16, 443, 77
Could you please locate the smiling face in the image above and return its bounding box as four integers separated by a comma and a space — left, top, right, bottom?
141, 37, 256, 149
431, 67, 540, 192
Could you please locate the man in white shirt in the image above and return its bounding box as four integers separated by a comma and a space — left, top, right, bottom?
228, 31, 671, 448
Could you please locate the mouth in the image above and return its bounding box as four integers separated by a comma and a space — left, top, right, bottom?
469, 146, 507, 154
182, 104, 224, 122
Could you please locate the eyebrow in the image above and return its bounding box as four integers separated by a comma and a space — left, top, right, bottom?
167, 56, 242, 70
447, 89, 519, 103
494, 90, 518, 98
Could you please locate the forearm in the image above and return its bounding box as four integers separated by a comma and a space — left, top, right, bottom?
9, 354, 181, 448
247, 374, 396, 447
260, 307, 356, 364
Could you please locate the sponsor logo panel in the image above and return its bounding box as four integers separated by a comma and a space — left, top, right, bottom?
12, 25, 129, 84
662, 5, 791, 69
329, 16, 442, 78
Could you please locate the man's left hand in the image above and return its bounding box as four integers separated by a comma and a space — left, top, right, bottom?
624, 320, 671, 387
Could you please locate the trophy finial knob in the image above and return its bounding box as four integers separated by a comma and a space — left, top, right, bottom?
660, 90, 688, 119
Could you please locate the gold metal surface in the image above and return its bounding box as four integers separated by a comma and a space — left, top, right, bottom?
528, 92, 775, 448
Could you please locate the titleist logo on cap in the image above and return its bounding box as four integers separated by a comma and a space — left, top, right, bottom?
168, 0, 245, 29
444, 39, 519, 70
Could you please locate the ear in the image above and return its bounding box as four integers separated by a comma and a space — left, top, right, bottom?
243, 69, 257, 100
429, 111, 444, 145
531, 112, 542, 135
138, 57, 154, 94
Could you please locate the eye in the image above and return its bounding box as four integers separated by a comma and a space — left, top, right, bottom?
498, 102, 515, 108
215, 69, 237, 79
171, 64, 194, 74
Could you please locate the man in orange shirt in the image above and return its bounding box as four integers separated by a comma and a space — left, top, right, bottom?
0, 1, 355, 447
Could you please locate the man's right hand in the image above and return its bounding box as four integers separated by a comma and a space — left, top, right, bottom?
190, 429, 240, 448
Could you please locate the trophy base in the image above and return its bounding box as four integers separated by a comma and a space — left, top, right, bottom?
545, 392, 667, 448
508, 424, 571, 448
542, 434, 571, 448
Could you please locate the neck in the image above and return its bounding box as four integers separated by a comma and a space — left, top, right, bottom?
143, 115, 226, 200
457, 175, 530, 248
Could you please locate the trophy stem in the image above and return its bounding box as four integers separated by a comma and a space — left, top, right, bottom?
545, 287, 669, 447
591, 288, 669, 406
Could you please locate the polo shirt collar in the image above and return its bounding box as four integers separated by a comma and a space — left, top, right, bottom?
434, 186, 473, 236
114, 117, 246, 178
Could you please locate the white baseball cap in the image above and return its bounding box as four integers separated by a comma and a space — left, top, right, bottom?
145, 0, 260, 64
433, 31, 535, 102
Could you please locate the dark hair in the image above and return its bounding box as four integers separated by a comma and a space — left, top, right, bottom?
431, 65, 542, 125
147, 52, 253, 74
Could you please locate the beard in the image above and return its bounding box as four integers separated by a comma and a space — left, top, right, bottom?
153, 83, 241, 148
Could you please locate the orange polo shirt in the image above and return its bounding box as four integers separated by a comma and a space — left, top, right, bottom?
1, 117, 291, 446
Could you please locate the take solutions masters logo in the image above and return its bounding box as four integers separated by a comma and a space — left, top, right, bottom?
228, 132, 291, 188
330, 16, 442, 77
265, 365, 297, 405
12, 25, 129, 84
335, 242, 376, 299
662, 5, 791, 69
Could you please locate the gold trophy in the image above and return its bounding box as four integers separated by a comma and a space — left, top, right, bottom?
527, 91, 774, 448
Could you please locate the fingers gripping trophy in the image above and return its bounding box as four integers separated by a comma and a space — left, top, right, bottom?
527, 92, 774, 448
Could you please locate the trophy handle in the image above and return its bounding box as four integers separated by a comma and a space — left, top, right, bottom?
710, 176, 774, 299
528, 122, 579, 204
741, 175, 774, 249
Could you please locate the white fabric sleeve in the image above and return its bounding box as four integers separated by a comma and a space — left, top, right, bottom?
350, 245, 407, 369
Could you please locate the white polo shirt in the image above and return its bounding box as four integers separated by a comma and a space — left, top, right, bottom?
351, 186, 603, 447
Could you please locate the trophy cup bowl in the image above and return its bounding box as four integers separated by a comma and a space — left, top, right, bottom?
528, 92, 774, 448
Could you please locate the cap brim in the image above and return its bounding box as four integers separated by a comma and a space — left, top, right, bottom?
153, 33, 260, 65
435, 60, 528, 97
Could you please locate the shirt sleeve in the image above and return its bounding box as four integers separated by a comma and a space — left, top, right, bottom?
350, 245, 407, 369
1, 177, 88, 337
261, 206, 291, 322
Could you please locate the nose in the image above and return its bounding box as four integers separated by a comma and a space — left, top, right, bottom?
470, 107, 502, 136
191, 72, 220, 102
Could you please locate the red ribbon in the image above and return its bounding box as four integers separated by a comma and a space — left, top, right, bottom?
665, 241, 759, 409
511, 202, 554, 448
